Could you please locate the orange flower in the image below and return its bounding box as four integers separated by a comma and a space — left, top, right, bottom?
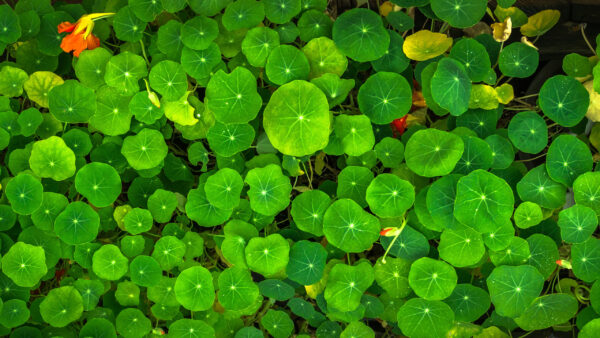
58, 13, 114, 57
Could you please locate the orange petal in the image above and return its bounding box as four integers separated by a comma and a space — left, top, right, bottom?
58, 21, 76, 33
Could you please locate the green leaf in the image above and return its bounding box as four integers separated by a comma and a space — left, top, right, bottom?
498, 42, 539, 78
334, 114, 375, 156
438, 225, 485, 267
539, 75, 590, 127
54, 202, 100, 245
302, 36, 348, 79
507, 111, 547, 154
322, 198, 380, 253
5, 173, 43, 215
449, 38, 491, 82
29, 136, 76, 181
104, 52, 148, 95
39, 286, 83, 327
1, 242, 46, 287
206, 67, 262, 124
149, 61, 188, 101
486, 264, 544, 318
574, 172, 600, 216
245, 164, 292, 216
181, 16, 218, 50
325, 262, 374, 312
332, 8, 390, 62
430, 0, 487, 28
405, 128, 464, 177
218, 267, 260, 310
408, 257, 457, 300
514, 201, 543, 229
265, 45, 310, 85
397, 298, 455, 338
366, 173, 415, 218
290, 189, 331, 236
121, 128, 168, 170
0, 66, 28, 97
174, 266, 215, 311
443, 284, 490, 322
431, 58, 471, 116
516, 164, 566, 209
287, 240, 327, 285
572, 237, 600, 282
245, 233, 290, 276
374, 256, 411, 298
261, 310, 294, 338
92, 244, 129, 281
264, 0, 301, 24
113, 6, 146, 42
222, 0, 265, 31
48, 80, 96, 123
454, 169, 514, 232
357, 71, 412, 124
242, 27, 280, 67
263, 80, 330, 156
75, 162, 122, 208
514, 293, 578, 330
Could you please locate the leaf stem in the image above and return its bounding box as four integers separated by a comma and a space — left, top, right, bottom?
580, 23, 597, 56
381, 216, 407, 264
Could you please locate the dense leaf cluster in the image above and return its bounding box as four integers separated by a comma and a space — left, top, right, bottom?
0, 0, 600, 337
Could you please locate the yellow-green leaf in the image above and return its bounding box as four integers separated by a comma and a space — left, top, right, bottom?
520, 9, 560, 37
495, 83, 514, 104
469, 84, 499, 110
403, 30, 452, 61
163, 91, 198, 126
23, 71, 64, 108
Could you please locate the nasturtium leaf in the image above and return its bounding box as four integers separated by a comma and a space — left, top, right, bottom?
48, 80, 96, 123
75, 162, 122, 208
163, 91, 197, 126
130, 255, 162, 287
28, 136, 76, 181
206, 67, 262, 124
572, 237, 600, 282
405, 128, 464, 177
374, 257, 411, 298
520, 9, 560, 37
121, 128, 168, 170
181, 43, 221, 80
261, 309, 294, 338
333, 114, 375, 156
222, 0, 264, 31
526, 234, 558, 279
0, 204, 16, 231
23, 71, 63, 108
218, 267, 260, 310
104, 52, 148, 95
444, 284, 491, 323
485, 134, 514, 169
245, 233, 290, 276
287, 240, 327, 285
507, 111, 547, 154
92, 244, 129, 281
242, 27, 280, 67
152, 236, 186, 271
264, 0, 301, 24
514, 201, 543, 229
54, 201, 99, 245
469, 84, 499, 110
397, 298, 455, 338
332, 8, 390, 62
74, 48, 111, 89
6, 173, 43, 215
489, 236, 530, 266
39, 286, 83, 328
302, 36, 347, 79
453, 136, 494, 174
1, 242, 46, 287
0, 298, 29, 328
514, 293, 577, 330
325, 262, 374, 312
121, 235, 145, 258
265, 45, 310, 85
116, 308, 151, 338
123, 208, 153, 234
149, 60, 188, 101
563, 53, 592, 77
539, 75, 590, 127
113, 6, 146, 42
290, 189, 331, 236
174, 266, 214, 311
129, 0, 163, 22
80, 318, 116, 338
438, 226, 485, 267
431, 58, 471, 116
17, 107, 42, 137
516, 164, 566, 209
430, 0, 486, 28
169, 319, 215, 338
408, 257, 457, 300
180, 16, 218, 51
546, 134, 593, 186
90, 85, 133, 135
185, 186, 233, 227
449, 38, 491, 82
245, 164, 292, 216
357, 72, 412, 124
323, 198, 380, 253
0, 66, 27, 97
372, 30, 410, 73
341, 321, 374, 338
263, 80, 330, 156
574, 171, 600, 213
498, 42, 539, 78
115, 280, 141, 306
374, 137, 405, 168
366, 174, 414, 218
0, 5, 21, 44
204, 168, 243, 210
486, 264, 544, 318
259, 279, 295, 301
403, 30, 452, 61
454, 169, 514, 232
298, 10, 332, 42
